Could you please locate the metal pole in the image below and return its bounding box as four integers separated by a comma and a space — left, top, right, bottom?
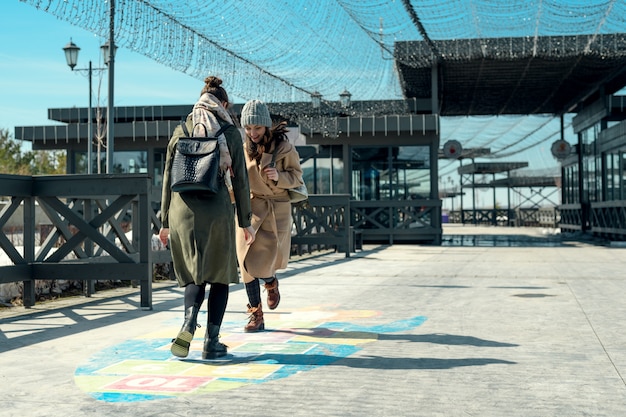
459, 163, 464, 224
451, 194, 455, 212
87, 61, 93, 174
106, 0, 115, 174
471, 161, 476, 224
329, 145, 333, 193
492, 172, 496, 226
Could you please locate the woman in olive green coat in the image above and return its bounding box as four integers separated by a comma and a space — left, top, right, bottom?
160, 76, 255, 360
235, 100, 304, 332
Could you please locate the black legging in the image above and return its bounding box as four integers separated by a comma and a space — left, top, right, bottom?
184, 282, 229, 327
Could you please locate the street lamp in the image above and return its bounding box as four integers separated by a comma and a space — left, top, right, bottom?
310, 91, 322, 109
63, 39, 112, 174
339, 88, 352, 108
100, 41, 117, 66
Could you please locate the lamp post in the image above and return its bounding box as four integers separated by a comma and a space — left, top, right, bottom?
105, 0, 116, 174
101, 39, 117, 174
63, 39, 113, 174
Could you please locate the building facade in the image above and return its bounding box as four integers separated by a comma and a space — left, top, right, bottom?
15, 99, 444, 244
560, 94, 626, 239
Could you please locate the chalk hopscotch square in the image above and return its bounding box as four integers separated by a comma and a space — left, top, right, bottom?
183, 362, 280, 380
223, 330, 294, 343
74, 308, 427, 402
232, 342, 316, 354
98, 359, 195, 376
104, 374, 214, 393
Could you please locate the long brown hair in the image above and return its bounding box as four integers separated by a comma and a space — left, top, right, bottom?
247, 121, 289, 162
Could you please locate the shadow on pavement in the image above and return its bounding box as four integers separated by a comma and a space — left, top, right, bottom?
378, 333, 519, 347
0, 284, 184, 353
0, 245, 382, 352
207, 352, 516, 370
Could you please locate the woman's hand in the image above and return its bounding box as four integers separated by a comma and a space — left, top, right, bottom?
159, 227, 169, 246
263, 166, 279, 181
244, 225, 256, 245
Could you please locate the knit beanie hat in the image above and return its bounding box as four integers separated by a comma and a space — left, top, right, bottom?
241, 99, 272, 128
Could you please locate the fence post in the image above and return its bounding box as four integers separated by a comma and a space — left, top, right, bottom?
138, 187, 153, 309
344, 197, 351, 258
22, 192, 36, 307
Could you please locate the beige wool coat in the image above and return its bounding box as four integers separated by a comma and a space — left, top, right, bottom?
161, 114, 252, 287
236, 140, 303, 283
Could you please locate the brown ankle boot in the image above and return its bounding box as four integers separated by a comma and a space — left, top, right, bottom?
244, 303, 264, 332
264, 278, 280, 310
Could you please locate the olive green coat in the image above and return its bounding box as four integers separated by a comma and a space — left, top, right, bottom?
236, 141, 303, 283
161, 115, 252, 287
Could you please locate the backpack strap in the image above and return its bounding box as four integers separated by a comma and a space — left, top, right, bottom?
180, 118, 191, 137
214, 123, 233, 137
270, 146, 278, 167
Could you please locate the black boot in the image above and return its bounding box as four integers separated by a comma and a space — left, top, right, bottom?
202, 324, 227, 359
171, 303, 200, 358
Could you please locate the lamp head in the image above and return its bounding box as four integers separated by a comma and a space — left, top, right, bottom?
100, 41, 118, 65
63, 39, 80, 70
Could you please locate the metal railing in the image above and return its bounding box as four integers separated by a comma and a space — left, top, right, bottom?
455, 207, 561, 228
589, 200, 626, 239
553, 202, 626, 239
558, 203, 585, 232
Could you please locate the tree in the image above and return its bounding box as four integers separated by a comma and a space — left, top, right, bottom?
0, 128, 66, 175
30, 150, 67, 175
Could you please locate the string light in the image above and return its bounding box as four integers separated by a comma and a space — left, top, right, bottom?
24, 0, 626, 100
21, 0, 626, 164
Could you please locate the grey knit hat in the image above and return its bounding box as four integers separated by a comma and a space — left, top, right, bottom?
240, 99, 272, 128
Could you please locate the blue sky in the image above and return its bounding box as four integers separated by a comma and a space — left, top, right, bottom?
0, 2, 210, 145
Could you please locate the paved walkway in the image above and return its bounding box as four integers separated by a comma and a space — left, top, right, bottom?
1, 225, 625, 416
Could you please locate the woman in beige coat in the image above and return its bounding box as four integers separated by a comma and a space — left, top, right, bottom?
235, 100, 304, 332
160, 76, 255, 359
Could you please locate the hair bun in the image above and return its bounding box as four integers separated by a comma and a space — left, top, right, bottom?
204, 76, 222, 88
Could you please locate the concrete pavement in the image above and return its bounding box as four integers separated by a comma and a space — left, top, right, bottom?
0, 224, 625, 416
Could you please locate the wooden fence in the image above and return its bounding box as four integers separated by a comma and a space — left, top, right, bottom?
1, 175, 445, 309
0, 174, 159, 309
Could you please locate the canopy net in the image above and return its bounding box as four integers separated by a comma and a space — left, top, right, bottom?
19, 0, 626, 170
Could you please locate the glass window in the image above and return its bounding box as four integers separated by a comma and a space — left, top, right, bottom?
153, 150, 166, 187
351, 145, 431, 201
306, 145, 343, 195
113, 151, 148, 175
73, 151, 149, 175
605, 153, 620, 201
74, 152, 88, 174
561, 164, 579, 204
622, 152, 626, 200
352, 146, 387, 200
581, 124, 600, 203
396, 146, 430, 200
